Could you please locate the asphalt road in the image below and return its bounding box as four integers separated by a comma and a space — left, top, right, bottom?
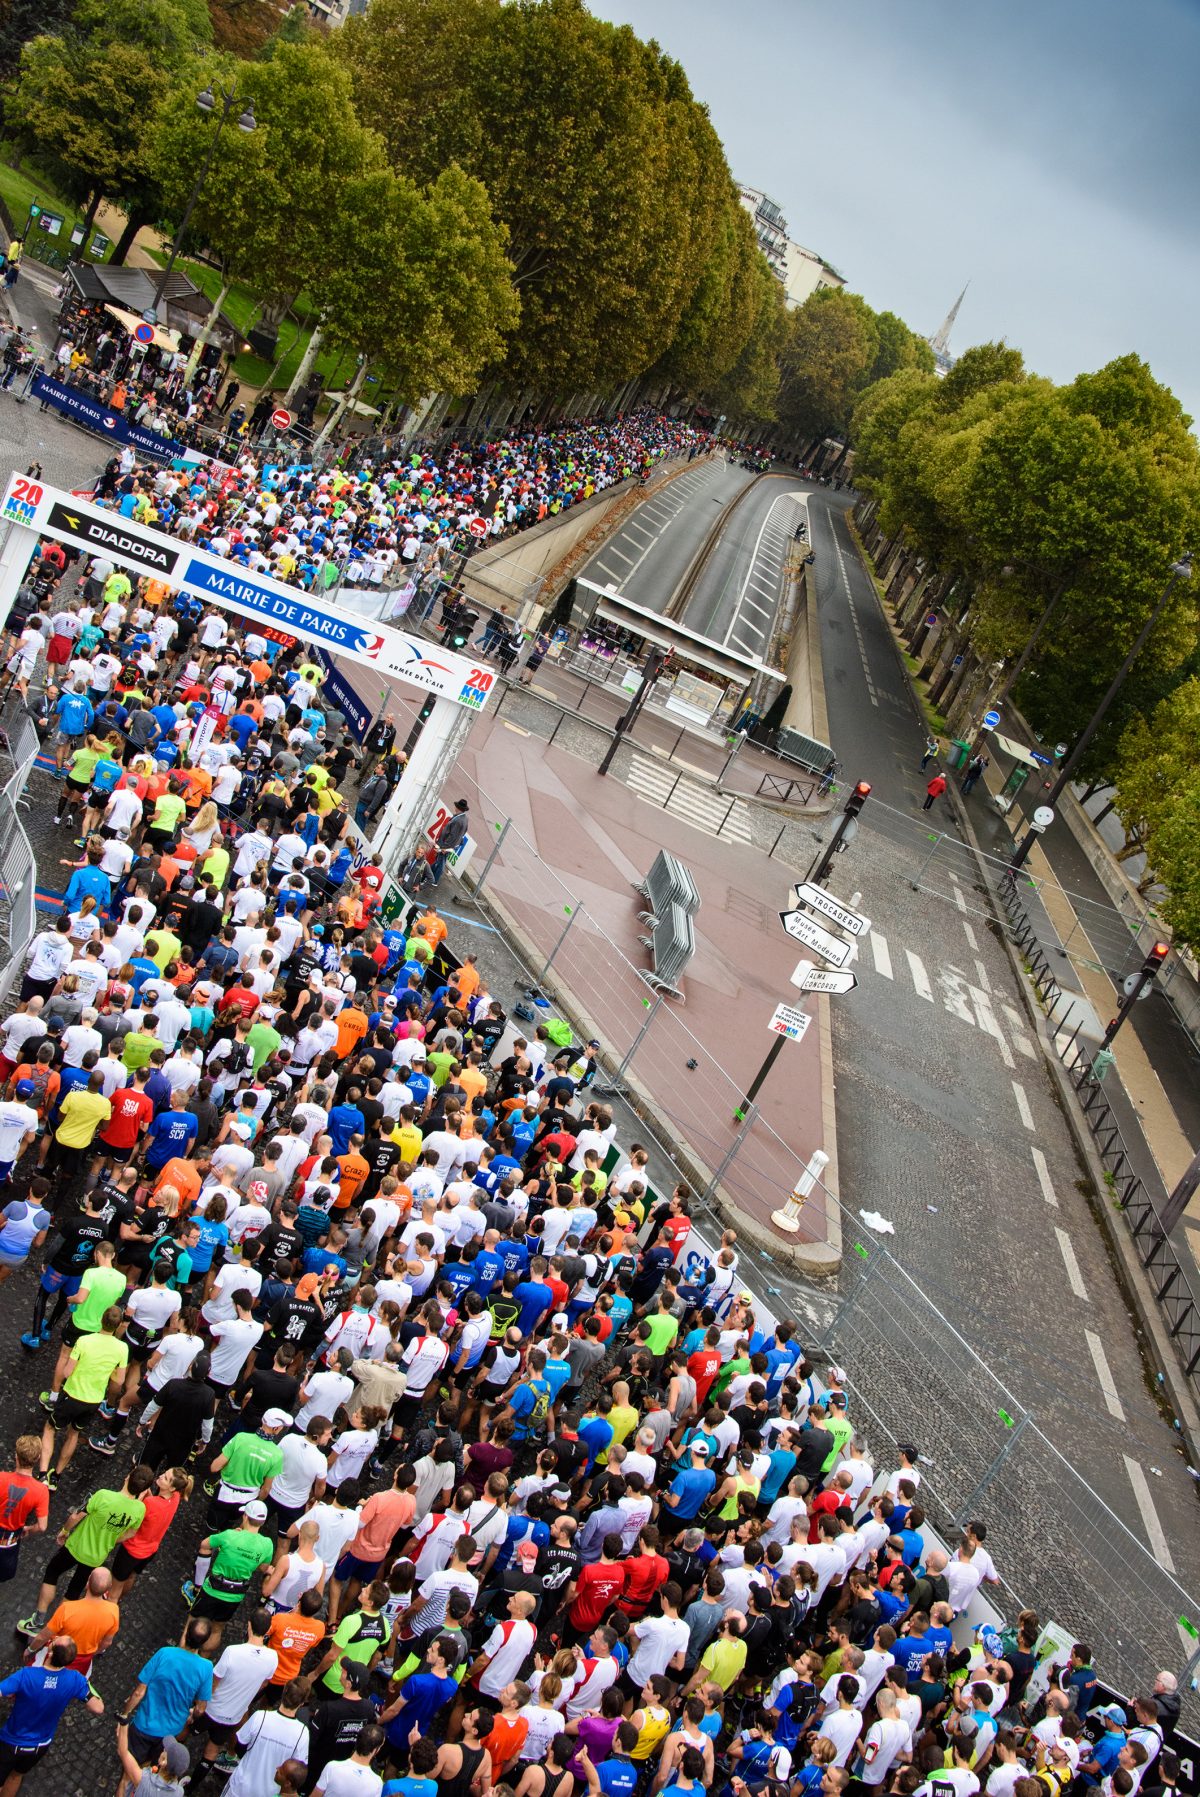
577, 460, 805, 677
802, 487, 1200, 1697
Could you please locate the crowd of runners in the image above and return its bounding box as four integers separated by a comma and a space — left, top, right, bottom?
0, 418, 1186, 1797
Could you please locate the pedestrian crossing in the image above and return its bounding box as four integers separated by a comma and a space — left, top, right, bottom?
865, 926, 1038, 1062
625, 751, 756, 844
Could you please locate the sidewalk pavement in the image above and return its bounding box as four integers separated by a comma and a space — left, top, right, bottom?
452, 711, 840, 1272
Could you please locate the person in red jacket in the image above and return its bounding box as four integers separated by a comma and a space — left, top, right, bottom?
922, 772, 947, 810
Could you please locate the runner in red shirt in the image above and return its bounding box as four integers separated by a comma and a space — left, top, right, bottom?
567, 1538, 627, 1634
217, 982, 260, 1023
688, 1327, 723, 1410
616, 1530, 669, 1619
98, 1074, 154, 1166
0, 1434, 50, 1583
661, 1208, 693, 1260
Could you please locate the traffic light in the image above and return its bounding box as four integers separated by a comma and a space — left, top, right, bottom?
449, 610, 477, 650
1143, 941, 1170, 979
844, 780, 872, 817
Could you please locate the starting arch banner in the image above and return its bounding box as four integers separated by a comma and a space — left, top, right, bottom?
1, 471, 495, 712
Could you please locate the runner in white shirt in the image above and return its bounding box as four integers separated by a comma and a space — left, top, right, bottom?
202, 1259, 264, 1326
296, 1368, 355, 1431
855, 1693, 911, 1787
23, 926, 73, 989
207, 1634, 279, 1728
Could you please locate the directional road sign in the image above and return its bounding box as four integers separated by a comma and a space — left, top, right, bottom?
983, 708, 1001, 728
790, 960, 859, 995
790, 881, 871, 938
779, 908, 854, 970
767, 1002, 813, 1042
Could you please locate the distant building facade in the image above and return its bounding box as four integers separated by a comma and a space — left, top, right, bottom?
737, 184, 789, 281
783, 239, 845, 309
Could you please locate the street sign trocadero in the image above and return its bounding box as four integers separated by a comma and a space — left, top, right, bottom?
790, 881, 871, 938
778, 909, 855, 970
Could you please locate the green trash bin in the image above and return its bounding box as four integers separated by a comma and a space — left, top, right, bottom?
948, 739, 972, 770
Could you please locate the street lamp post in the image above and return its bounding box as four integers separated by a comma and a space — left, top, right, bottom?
145, 83, 256, 326
1008, 556, 1193, 871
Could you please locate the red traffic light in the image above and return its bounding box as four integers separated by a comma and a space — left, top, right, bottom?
1149, 941, 1170, 962
854, 781, 872, 799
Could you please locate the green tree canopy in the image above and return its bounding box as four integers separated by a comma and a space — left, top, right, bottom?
5, 0, 212, 256
335, 0, 762, 397
149, 41, 386, 303
321, 161, 518, 401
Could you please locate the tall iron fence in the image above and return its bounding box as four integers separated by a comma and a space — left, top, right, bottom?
994, 869, 1200, 1397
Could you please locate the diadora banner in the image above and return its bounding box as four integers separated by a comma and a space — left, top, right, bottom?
0, 473, 495, 712
30, 375, 192, 464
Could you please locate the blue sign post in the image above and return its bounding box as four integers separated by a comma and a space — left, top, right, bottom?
983, 708, 1001, 729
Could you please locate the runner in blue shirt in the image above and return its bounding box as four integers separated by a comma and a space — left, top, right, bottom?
62, 861, 111, 912
494, 1237, 529, 1279
143, 1099, 198, 1172
0, 1644, 99, 1774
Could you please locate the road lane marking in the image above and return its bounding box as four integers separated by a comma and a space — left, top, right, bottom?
1055, 1226, 1089, 1299
961, 920, 978, 949
1030, 1146, 1058, 1207
953, 886, 967, 912
1124, 1456, 1176, 1571
1011, 1080, 1035, 1130
1086, 1329, 1125, 1419
970, 985, 1013, 1067
906, 950, 933, 1002
604, 544, 635, 564
871, 932, 893, 979
974, 958, 992, 993
1002, 1003, 1039, 1058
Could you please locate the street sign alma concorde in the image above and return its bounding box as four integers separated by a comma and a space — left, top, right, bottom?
790, 961, 858, 995
778, 908, 855, 970
789, 880, 871, 938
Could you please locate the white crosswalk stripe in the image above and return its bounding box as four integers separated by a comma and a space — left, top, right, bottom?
862, 931, 1033, 1067
906, 949, 933, 1002
626, 753, 755, 843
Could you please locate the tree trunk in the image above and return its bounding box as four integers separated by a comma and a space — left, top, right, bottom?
109, 210, 147, 266
82, 191, 101, 233
1092, 799, 1116, 826
183, 280, 230, 384
283, 323, 323, 408
314, 359, 367, 451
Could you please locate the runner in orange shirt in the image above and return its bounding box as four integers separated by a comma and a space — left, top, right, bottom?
414, 906, 448, 950
334, 1002, 369, 1061
335, 1143, 370, 1211
152, 1156, 202, 1213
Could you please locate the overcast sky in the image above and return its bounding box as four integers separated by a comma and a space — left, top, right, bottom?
593, 0, 1200, 424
